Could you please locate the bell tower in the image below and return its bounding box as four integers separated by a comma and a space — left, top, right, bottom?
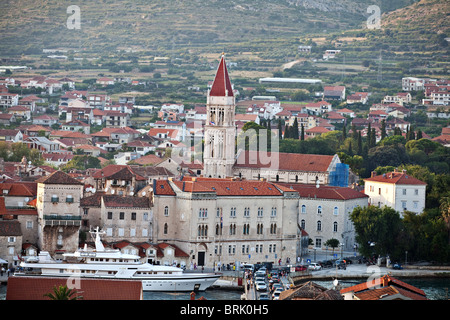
203, 54, 236, 178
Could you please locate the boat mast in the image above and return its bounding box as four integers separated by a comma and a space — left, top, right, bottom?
90, 227, 106, 251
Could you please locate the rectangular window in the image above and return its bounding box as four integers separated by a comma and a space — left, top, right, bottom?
118, 228, 124, 236
107, 212, 113, 219
131, 212, 136, 220
402, 201, 407, 210
403, 189, 407, 195
120, 212, 125, 220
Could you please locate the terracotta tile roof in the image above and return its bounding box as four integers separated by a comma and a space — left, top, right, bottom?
364, 171, 427, 185
173, 177, 290, 197
103, 195, 151, 208
279, 183, 368, 200
280, 281, 343, 300
131, 154, 165, 166
156, 242, 190, 257
209, 55, 234, 97
92, 165, 146, 181
6, 276, 142, 300
234, 150, 335, 172
153, 180, 176, 196
0, 182, 36, 197
341, 275, 427, 300
35, 170, 83, 185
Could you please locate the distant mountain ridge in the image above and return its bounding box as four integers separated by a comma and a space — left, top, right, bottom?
0, 0, 414, 55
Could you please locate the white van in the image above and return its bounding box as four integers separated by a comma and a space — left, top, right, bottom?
242, 263, 255, 272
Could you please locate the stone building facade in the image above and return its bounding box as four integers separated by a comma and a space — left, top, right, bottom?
80, 193, 153, 243
152, 177, 301, 268
364, 169, 427, 215
288, 184, 369, 252
35, 171, 84, 258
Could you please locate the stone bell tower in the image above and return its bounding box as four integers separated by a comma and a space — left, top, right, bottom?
203, 54, 236, 178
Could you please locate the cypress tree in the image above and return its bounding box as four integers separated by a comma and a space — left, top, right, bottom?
292, 117, 299, 140
357, 130, 362, 155
300, 123, 305, 141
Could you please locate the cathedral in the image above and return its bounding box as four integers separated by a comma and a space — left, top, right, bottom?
203, 54, 345, 186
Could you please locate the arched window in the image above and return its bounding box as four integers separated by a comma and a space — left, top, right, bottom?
317, 206, 322, 214
334, 207, 339, 215
164, 223, 168, 234
301, 204, 306, 214
301, 219, 306, 229
333, 222, 338, 232
164, 206, 169, 216
317, 220, 322, 231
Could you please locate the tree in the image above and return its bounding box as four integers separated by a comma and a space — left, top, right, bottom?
380, 119, 387, 140
44, 285, 83, 300
350, 206, 403, 259
300, 123, 304, 141
292, 118, 299, 140
324, 238, 340, 255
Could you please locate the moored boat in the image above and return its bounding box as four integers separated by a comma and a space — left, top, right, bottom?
15, 228, 221, 292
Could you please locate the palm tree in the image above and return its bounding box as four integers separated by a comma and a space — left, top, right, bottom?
44, 285, 83, 300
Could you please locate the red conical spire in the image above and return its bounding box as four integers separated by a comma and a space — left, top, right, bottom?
209, 54, 234, 97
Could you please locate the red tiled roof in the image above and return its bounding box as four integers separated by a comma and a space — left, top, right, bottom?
35, 170, 83, 185
153, 180, 176, 196
234, 150, 335, 172
6, 276, 142, 300
173, 177, 290, 197
209, 55, 234, 97
364, 171, 427, 185
92, 165, 146, 181
341, 275, 427, 300
0, 182, 36, 197
280, 184, 368, 200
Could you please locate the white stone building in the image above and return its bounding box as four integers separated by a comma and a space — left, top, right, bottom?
152, 177, 301, 268
364, 169, 427, 215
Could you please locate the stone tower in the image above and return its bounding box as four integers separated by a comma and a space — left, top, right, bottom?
203, 54, 236, 178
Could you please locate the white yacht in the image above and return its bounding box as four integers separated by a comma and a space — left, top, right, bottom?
15, 228, 221, 292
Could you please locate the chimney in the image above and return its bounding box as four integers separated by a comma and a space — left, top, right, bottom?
402, 169, 407, 174
381, 275, 390, 287
371, 171, 377, 178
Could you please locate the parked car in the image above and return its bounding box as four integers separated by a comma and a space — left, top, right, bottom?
294, 265, 307, 271
259, 293, 270, 300
308, 262, 322, 271
272, 288, 284, 300
393, 263, 403, 270
255, 281, 267, 291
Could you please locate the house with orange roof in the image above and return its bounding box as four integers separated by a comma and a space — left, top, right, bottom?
340, 274, 427, 300
364, 169, 427, 215
8, 105, 31, 120
305, 125, 331, 138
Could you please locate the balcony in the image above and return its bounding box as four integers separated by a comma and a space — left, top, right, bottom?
43, 215, 81, 226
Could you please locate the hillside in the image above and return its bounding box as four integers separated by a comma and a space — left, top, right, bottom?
381, 0, 449, 34
0, 0, 413, 55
